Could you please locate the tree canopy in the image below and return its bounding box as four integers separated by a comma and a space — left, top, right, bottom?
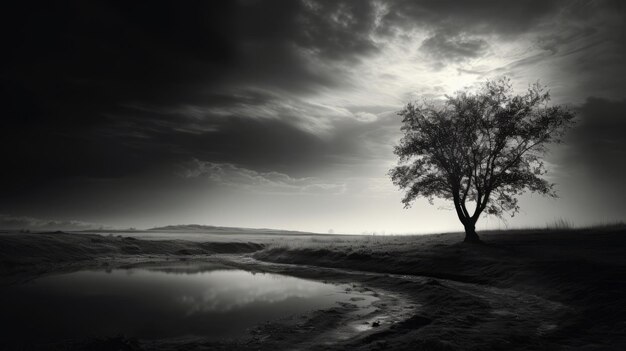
390, 78, 575, 242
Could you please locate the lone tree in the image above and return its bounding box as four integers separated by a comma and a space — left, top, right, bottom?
390, 78, 575, 243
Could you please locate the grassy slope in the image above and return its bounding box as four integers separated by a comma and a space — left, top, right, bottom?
254, 225, 626, 349
255, 226, 625, 290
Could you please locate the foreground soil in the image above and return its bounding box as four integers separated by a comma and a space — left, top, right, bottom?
1, 226, 625, 350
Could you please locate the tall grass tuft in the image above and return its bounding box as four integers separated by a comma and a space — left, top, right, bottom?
546, 218, 573, 230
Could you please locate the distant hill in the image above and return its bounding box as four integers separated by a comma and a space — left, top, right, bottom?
148, 224, 317, 235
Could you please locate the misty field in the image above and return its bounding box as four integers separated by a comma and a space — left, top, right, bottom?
1, 225, 625, 350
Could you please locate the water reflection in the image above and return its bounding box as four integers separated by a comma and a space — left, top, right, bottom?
177, 270, 337, 314
0, 265, 373, 346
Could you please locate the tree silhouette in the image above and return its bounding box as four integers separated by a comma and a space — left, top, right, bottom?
390, 78, 575, 242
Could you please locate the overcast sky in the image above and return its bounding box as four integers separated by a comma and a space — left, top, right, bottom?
2, 1, 625, 233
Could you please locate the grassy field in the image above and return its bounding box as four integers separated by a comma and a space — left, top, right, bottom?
254, 225, 626, 349
1, 225, 625, 350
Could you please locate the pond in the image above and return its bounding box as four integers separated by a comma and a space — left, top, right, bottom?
0, 264, 377, 347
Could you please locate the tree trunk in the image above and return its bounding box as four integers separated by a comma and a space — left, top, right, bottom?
463, 223, 481, 243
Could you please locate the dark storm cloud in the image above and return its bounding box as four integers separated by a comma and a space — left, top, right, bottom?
1, 1, 383, 193
296, 0, 380, 60
381, 0, 564, 37
565, 98, 626, 195
419, 34, 489, 68
380, 0, 591, 70
149, 115, 331, 174
535, 26, 598, 54
2, 109, 331, 192
2, 0, 625, 203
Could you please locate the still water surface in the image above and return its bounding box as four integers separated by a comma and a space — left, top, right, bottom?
1, 265, 375, 345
